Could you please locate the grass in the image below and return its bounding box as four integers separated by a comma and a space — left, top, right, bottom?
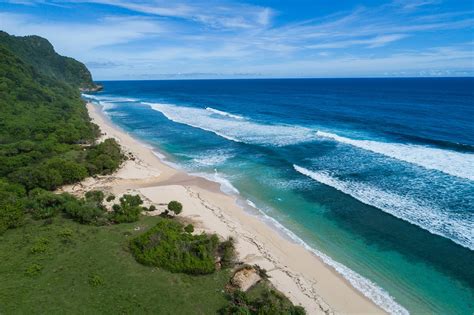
0, 215, 230, 314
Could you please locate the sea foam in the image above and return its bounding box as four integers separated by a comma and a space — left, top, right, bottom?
206, 107, 244, 120
316, 131, 474, 181
243, 198, 409, 315
145, 102, 314, 146
294, 165, 474, 250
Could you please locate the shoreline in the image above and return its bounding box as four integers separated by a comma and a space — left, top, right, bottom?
80, 101, 389, 314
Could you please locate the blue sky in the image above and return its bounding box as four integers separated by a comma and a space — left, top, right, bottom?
1, 0, 473, 80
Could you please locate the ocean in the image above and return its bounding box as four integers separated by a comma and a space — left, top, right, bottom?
83, 78, 474, 314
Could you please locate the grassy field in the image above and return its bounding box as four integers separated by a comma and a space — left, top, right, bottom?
0, 215, 231, 314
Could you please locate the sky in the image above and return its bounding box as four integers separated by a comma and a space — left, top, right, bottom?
0, 0, 473, 80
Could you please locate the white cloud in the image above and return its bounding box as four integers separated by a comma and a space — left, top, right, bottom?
2, 0, 473, 79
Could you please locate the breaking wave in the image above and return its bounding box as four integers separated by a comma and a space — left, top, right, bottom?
145, 102, 315, 146
316, 131, 474, 181
294, 165, 474, 250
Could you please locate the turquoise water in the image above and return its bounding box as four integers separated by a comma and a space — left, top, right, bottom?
84, 78, 474, 314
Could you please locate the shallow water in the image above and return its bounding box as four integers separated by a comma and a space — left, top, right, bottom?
83, 78, 474, 314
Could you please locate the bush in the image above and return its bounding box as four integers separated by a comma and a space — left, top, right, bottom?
218, 237, 236, 268
119, 194, 143, 208
89, 274, 104, 287
219, 285, 306, 315
0, 180, 26, 233
184, 224, 194, 233
85, 190, 105, 205
167, 201, 183, 215
130, 218, 219, 275
63, 198, 106, 225
111, 194, 143, 223
148, 205, 156, 211
25, 263, 43, 277
106, 195, 115, 202
27, 189, 65, 220
85, 139, 124, 175
30, 237, 49, 254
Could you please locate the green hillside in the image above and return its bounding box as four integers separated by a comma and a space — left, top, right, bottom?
0, 31, 97, 89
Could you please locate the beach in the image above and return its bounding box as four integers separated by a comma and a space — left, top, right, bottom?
68, 102, 386, 315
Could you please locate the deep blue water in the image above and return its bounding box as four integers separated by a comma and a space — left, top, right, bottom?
84, 78, 474, 314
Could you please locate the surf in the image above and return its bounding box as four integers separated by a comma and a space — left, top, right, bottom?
316, 131, 474, 181
293, 165, 474, 250
145, 102, 315, 146
206, 107, 244, 120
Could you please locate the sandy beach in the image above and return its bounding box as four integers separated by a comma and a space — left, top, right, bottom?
66, 102, 386, 314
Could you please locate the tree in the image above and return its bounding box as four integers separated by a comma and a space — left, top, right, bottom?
167, 201, 183, 215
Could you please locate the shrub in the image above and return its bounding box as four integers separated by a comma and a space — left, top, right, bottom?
218, 237, 236, 268
106, 195, 115, 202
85, 190, 105, 204
58, 227, 73, 238
0, 180, 26, 233
89, 274, 104, 287
25, 263, 43, 277
120, 194, 143, 208
130, 218, 219, 275
30, 237, 49, 254
167, 201, 183, 215
63, 198, 106, 225
219, 285, 306, 315
111, 194, 144, 223
148, 205, 156, 211
111, 204, 141, 223
184, 224, 194, 233
85, 139, 124, 175
27, 189, 65, 220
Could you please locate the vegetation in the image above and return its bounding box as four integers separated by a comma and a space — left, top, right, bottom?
218, 237, 236, 268
0, 216, 231, 313
220, 281, 306, 315
130, 218, 221, 275
0, 31, 123, 233
111, 194, 144, 223
0, 31, 96, 89
168, 200, 183, 215
184, 223, 194, 233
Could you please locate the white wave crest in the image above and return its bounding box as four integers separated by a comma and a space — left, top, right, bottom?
294, 165, 474, 250
244, 197, 409, 315
206, 107, 244, 120
145, 102, 314, 146
316, 131, 474, 181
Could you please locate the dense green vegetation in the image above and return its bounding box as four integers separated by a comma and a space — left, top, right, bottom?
220, 282, 306, 315
130, 218, 222, 274
0, 32, 124, 232
111, 194, 146, 223
0, 31, 96, 89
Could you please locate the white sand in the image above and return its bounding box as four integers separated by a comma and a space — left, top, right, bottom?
71, 103, 386, 315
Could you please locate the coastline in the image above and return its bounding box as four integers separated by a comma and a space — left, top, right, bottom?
78, 102, 387, 314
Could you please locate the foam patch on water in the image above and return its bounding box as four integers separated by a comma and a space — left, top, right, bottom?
244, 197, 409, 315
206, 107, 244, 120
191, 150, 235, 167
294, 165, 474, 250
145, 102, 315, 146
316, 131, 474, 181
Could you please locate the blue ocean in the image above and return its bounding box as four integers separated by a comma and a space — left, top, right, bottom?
84, 78, 474, 314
